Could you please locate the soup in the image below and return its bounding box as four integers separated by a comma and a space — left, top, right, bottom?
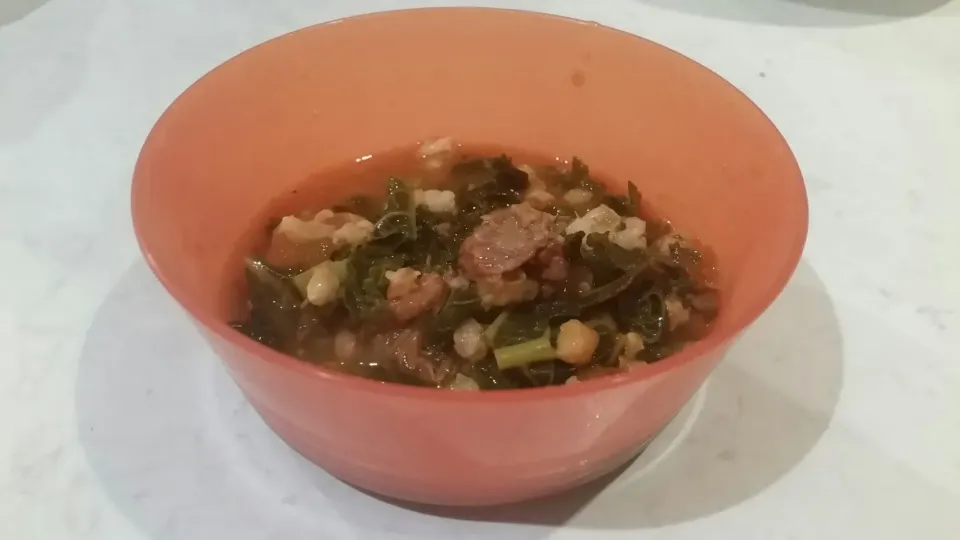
231, 138, 719, 390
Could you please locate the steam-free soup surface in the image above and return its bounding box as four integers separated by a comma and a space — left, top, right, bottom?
232, 139, 718, 390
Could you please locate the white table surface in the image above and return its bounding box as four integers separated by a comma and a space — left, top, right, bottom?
2, 0, 959, 538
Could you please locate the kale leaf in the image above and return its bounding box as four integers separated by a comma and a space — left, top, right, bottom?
373, 178, 417, 241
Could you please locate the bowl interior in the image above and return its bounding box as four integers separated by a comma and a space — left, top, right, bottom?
132, 8, 806, 368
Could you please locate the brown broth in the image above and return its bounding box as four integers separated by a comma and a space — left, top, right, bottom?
227, 142, 718, 388
233, 142, 683, 260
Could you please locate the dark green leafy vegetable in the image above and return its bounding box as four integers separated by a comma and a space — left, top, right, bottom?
454, 181, 521, 242
537, 254, 650, 321
235, 150, 719, 390
482, 310, 510, 346
450, 156, 530, 240
618, 286, 666, 344
456, 180, 520, 218
449, 157, 494, 188
490, 155, 530, 193
516, 360, 575, 387
232, 257, 315, 350
471, 358, 517, 390
601, 196, 630, 216
450, 155, 529, 193
580, 233, 639, 279
562, 157, 591, 191
421, 287, 483, 350
373, 178, 417, 241
579, 256, 649, 307
533, 298, 580, 323
408, 214, 457, 272
552, 157, 606, 195
485, 307, 550, 349
628, 182, 641, 211
241, 258, 302, 342
340, 271, 385, 323
434, 287, 482, 333
562, 231, 586, 263
603, 182, 642, 217
341, 241, 405, 323
643, 342, 686, 363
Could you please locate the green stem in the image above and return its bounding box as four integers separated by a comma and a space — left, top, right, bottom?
483, 310, 510, 346
494, 331, 556, 370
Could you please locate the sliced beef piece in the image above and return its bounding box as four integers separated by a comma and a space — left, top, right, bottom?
459, 203, 558, 279
534, 241, 568, 282
386, 271, 447, 323
374, 329, 455, 386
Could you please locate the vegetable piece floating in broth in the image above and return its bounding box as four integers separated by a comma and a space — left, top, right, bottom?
231, 138, 719, 390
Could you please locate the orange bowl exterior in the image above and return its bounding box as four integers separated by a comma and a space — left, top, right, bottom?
131, 8, 807, 506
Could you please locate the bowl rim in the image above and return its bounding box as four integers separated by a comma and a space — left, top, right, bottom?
131, 6, 809, 403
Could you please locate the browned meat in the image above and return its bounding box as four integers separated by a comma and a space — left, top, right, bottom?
536, 242, 568, 282
385, 268, 421, 300
459, 203, 558, 279
375, 329, 455, 386
387, 272, 446, 322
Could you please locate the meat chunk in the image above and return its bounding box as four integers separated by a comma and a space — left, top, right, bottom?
385, 268, 422, 299
376, 329, 455, 386
385, 270, 446, 322
459, 203, 558, 279
535, 242, 568, 282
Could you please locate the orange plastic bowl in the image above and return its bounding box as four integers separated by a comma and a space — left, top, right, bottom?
131, 8, 807, 506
